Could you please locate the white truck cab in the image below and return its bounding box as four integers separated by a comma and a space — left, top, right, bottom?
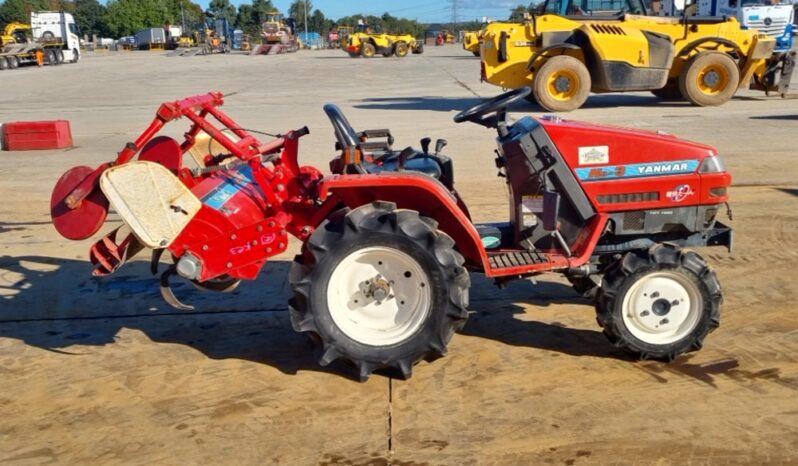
30, 11, 81, 63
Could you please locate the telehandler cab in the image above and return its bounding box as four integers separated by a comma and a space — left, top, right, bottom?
51, 89, 732, 380
481, 0, 794, 111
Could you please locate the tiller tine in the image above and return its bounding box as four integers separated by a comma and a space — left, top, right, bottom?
89, 227, 144, 276
160, 267, 195, 311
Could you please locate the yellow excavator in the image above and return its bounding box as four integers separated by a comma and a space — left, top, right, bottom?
480, 0, 795, 111
0, 22, 31, 46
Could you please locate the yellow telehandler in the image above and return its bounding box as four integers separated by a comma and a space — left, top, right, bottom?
480, 0, 794, 111
345, 23, 423, 58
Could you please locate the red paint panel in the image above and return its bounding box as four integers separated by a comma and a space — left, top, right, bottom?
3, 120, 73, 151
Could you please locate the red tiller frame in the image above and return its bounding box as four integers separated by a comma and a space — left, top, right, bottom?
64, 92, 285, 210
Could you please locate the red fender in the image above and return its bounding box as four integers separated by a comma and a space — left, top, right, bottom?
318, 173, 490, 270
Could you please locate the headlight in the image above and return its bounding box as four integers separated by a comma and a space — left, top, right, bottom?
699, 155, 726, 173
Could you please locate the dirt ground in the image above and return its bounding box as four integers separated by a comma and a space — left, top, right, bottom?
1, 45, 797, 465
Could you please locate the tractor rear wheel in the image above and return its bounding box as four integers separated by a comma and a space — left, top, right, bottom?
289, 202, 470, 381
533, 55, 591, 112
361, 42, 376, 58
679, 51, 740, 107
595, 244, 721, 361
651, 82, 682, 100
395, 42, 409, 57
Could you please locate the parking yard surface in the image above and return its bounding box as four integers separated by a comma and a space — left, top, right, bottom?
1, 46, 797, 465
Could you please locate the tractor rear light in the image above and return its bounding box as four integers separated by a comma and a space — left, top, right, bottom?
709, 187, 727, 197
699, 155, 726, 173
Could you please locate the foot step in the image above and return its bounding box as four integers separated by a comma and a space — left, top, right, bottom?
489, 251, 549, 269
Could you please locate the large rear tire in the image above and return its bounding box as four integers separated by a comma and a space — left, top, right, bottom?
395, 41, 409, 57
679, 51, 739, 107
290, 202, 470, 381
361, 42, 376, 58
533, 55, 591, 112
596, 244, 721, 361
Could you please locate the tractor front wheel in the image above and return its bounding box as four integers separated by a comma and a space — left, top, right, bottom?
533, 55, 591, 112
395, 42, 409, 57
361, 42, 376, 58
595, 244, 721, 361
289, 202, 470, 381
679, 51, 740, 107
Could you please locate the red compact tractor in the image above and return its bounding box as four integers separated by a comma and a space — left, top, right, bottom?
51, 88, 732, 380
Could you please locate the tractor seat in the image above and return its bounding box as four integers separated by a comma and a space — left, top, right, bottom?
361, 152, 443, 178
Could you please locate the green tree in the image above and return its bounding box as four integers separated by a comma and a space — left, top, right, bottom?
72, 0, 108, 37
104, 0, 172, 37
288, 0, 312, 32
509, 2, 543, 21
235, 0, 275, 36
208, 0, 235, 23
0, 0, 48, 25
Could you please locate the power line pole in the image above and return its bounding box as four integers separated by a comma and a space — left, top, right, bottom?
450, 0, 458, 26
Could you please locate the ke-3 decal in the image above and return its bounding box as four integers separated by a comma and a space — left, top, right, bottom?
575, 160, 699, 181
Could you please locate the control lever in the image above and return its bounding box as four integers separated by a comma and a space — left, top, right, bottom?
398, 147, 415, 169
434, 138, 447, 155
420, 137, 431, 155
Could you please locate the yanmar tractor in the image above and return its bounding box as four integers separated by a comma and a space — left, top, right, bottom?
51, 88, 732, 380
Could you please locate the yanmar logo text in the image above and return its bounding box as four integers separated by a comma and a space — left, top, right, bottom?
575, 160, 699, 181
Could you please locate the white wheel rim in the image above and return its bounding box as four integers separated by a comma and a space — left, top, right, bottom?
621, 271, 701, 345
327, 246, 432, 346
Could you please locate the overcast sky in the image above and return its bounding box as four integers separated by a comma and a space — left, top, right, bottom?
192, 1, 521, 23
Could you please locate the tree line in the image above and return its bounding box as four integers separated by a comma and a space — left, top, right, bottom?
0, 0, 443, 40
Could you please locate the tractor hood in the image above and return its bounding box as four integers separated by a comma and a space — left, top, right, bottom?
537, 116, 718, 170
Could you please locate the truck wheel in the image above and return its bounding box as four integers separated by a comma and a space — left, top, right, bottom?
533, 55, 591, 112
395, 42, 409, 57
7, 56, 18, 69
651, 82, 682, 100
290, 202, 470, 381
45, 49, 57, 65
56, 49, 65, 64
71, 48, 80, 63
361, 42, 376, 58
679, 52, 739, 107
595, 244, 721, 361
0, 58, 8, 71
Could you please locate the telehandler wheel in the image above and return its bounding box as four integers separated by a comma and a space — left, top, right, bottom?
679, 51, 740, 107
361, 43, 376, 58
596, 244, 721, 361
651, 82, 682, 100
289, 202, 470, 381
395, 42, 409, 57
533, 55, 591, 112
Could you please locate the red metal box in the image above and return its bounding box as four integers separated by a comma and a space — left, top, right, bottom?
2, 120, 73, 151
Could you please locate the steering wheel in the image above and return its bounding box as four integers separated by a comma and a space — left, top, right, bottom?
323, 103, 359, 149
453, 87, 532, 126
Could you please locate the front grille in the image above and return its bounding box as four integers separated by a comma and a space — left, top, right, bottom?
598, 192, 659, 204
623, 211, 646, 230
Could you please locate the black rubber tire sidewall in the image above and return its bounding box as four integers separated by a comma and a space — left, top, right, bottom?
395, 42, 409, 57
307, 231, 453, 363
362, 43, 376, 58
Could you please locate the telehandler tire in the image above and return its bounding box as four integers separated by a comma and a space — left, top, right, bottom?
395, 42, 409, 57
533, 55, 591, 112
361, 42, 376, 58
595, 244, 721, 361
651, 82, 682, 100
679, 51, 740, 107
289, 202, 470, 381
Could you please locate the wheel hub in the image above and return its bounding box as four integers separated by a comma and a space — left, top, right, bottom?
327, 246, 432, 346
703, 70, 720, 87
621, 272, 702, 345
554, 76, 572, 93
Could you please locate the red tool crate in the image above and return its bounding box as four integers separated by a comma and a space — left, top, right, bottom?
2, 120, 73, 151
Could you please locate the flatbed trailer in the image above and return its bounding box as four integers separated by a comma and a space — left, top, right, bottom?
0, 40, 66, 70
